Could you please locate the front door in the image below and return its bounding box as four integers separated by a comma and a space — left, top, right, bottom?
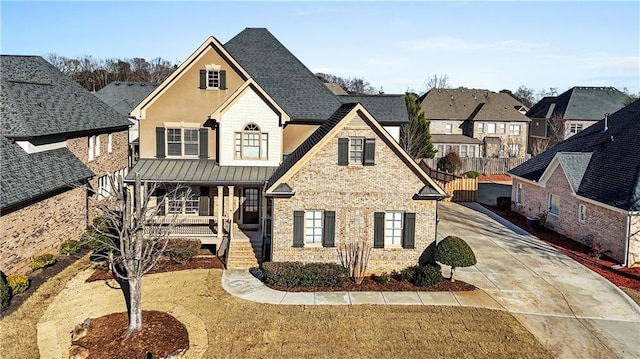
242, 188, 259, 225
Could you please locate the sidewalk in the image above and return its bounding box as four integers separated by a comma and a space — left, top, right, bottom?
221, 269, 504, 309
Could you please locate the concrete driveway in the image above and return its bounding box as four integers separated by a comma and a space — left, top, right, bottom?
438, 202, 640, 359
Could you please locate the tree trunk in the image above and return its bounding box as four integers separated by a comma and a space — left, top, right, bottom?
450, 267, 456, 283
124, 276, 142, 337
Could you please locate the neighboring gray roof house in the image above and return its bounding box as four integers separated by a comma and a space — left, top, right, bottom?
0, 55, 130, 212
510, 99, 640, 211
225, 28, 343, 122
1, 56, 131, 139
527, 86, 629, 141
338, 94, 409, 125
94, 81, 159, 117
324, 82, 348, 95
419, 88, 530, 122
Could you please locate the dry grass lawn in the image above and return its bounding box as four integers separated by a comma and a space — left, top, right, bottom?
1, 257, 552, 358
620, 287, 640, 306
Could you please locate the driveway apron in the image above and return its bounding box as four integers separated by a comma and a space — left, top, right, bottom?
438, 202, 640, 359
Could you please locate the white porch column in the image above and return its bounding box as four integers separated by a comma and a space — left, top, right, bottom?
217, 186, 223, 239
228, 185, 235, 238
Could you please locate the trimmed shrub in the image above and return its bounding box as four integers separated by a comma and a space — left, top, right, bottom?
60, 240, 81, 255
496, 196, 512, 211
437, 151, 463, 174
463, 171, 481, 179
165, 238, 201, 264
30, 253, 57, 271
399, 265, 443, 287
373, 272, 390, 285
7, 274, 29, 295
435, 236, 477, 282
0, 272, 10, 312
262, 262, 349, 288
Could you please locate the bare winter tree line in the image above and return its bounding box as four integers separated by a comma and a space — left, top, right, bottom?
315, 72, 381, 95
45, 53, 178, 92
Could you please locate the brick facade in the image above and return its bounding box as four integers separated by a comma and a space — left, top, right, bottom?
271, 125, 438, 273
0, 187, 86, 274
1, 130, 129, 274
512, 166, 633, 264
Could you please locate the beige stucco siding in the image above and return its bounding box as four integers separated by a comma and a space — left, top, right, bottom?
512, 167, 628, 263
271, 125, 437, 273
138, 47, 245, 159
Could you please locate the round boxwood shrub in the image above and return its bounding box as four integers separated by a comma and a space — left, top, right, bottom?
0, 272, 11, 313
7, 274, 29, 295
30, 253, 57, 271
463, 170, 481, 179
437, 151, 462, 174
60, 240, 81, 255
435, 236, 477, 282
399, 264, 443, 287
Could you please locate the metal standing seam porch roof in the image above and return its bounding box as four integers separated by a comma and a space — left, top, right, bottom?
125, 159, 278, 184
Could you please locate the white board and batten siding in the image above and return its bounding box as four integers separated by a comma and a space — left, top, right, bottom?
219, 87, 282, 167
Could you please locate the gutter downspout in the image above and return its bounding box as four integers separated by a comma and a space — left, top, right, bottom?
614, 214, 631, 269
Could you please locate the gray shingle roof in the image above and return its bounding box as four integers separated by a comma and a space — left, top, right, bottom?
510, 100, 640, 211
224, 28, 342, 122
1, 56, 131, 138
419, 89, 529, 122
94, 81, 159, 117
338, 95, 408, 124
125, 159, 277, 185
556, 152, 593, 192
0, 136, 93, 210
526, 87, 629, 120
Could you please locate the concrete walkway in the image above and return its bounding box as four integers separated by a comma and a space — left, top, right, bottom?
222, 202, 640, 359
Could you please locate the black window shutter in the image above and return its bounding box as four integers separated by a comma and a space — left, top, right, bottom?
402, 213, 416, 249
338, 138, 349, 166
199, 70, 207, 89
199, 187, 210, 216
293, 211, 304, 247
374, 212, 385, 248
322, 211, 335, 247
220, 70, 227, 90
363, 138, 375, 166
199, 128, 208, 159
155, 127, 166, 158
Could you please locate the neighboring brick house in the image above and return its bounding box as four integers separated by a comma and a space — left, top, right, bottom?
419, 89, 530, 158
509, 100, 640, 267
527, 86, 628, 154
0, 55, 131, 274
94, 81, 160, 166
125, 28, 446, 270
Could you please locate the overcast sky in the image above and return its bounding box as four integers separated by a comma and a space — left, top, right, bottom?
2, 1, 638, 95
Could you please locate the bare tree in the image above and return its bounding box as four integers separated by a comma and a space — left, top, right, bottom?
85, 173, 185, 337
424, 74, 451, 91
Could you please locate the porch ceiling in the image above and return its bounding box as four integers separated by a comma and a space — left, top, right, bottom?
125, 159, 278, 185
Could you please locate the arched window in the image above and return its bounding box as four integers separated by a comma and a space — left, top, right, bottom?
235, 123, 268, 160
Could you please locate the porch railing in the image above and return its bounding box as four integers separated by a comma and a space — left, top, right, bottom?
144, 216, 221, 236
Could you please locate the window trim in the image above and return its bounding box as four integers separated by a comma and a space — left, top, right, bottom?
95, 135, 101, 157
349, 137, 364, 164
167, 187, 200, 215
515, 183, 522, 204
548, 193, 560, 216
498, 123, 506, 134
88, 135, 95, 161
234, 123, 268, 160
570, 124, 584, 135
509, 124, 521, 135
107, 133, 113, 153
577, 203, 587, 223
384, 211, 404, 248
304, 210, 323, 245
477, 123, 484, 134
445, 123, 453, 134
487, 123, 496, 134
166, 127, 200, 158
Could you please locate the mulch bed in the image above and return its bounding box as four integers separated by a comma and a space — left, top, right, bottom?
85, 256, 224, 283
482, 204, 640, 291
71, 310, 188, 359
479, 174, 513, 183
1, 248, 90, 317
266, 275, 476, 292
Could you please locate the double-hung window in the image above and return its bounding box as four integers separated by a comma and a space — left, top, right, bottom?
167, 128, 199, 157
98, 175, 111, 200
305, 210, 323, 244
548, 194, 560, 216
445, 123, 453, 134
95, 135, 101, 157
168, 187, 199, 215
207, 70, 220, 89
459, 145, 468, 158
487, 123, 496, 134
498, 123, 506, 134
509, 124, 521, 135
200, 64, 226, 90
509, 143, 519, 157
577, 204, 586, 223
88, 136, 95, 161
107, 134, 113, 153
349, 138, 364, 163
385, 212, 403, 247
235, 123, 268, 160
570, 124, 583, 135
515, 183, 522, 204
477, 123, 484, 134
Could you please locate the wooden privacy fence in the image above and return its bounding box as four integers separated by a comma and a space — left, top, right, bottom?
418, 160, 478, 202
420, 157, 527, 175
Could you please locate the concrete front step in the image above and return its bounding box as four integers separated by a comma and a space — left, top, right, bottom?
226, 240, 261, 268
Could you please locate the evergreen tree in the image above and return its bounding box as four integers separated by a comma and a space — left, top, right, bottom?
401, 93, 437, 159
